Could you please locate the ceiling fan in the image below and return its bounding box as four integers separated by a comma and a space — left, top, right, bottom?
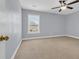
51, 0, 79, 12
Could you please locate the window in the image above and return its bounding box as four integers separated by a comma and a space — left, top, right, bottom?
28, 14, 40, 34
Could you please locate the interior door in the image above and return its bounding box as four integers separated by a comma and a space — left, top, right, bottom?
0, 41, 5, 59
0, 0, 10, 59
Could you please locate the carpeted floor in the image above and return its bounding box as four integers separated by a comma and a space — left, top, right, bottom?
14, 36, 79, 59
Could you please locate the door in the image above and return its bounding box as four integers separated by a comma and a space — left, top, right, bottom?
0, 0, 10, 59
0, 41, 5, 59
0, 0, 21, 59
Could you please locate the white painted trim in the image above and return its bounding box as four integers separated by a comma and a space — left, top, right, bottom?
23, 35, 79, 40
23, 35, 65, 40
66, 35, 79, 39
11, 40, 22, 59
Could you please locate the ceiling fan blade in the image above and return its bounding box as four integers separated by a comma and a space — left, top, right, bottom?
51, 6, 60, 9
59, 1, 62, 4
59, 9, 62, 12
67, 6, 73, 9
68, 0, 79, 5
59, 0, 66, 4
62, 0, 66, 4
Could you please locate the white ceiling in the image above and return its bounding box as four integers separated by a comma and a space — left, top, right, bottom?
19, 0, 79, 15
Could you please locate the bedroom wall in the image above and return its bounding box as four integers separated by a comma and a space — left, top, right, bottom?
22, 9, 65, 38
66, 12, 79, 37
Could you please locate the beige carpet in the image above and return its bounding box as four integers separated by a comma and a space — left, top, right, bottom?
14, 36, 79, 59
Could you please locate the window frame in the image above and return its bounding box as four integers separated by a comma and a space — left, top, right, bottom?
27, 14, 40, 34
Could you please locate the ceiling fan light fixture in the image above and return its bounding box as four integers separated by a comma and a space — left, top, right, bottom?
51, 0, 79, 12
61, 5, 67, 10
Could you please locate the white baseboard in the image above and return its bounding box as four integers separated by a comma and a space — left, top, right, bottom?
66, 35, 79, 39
23, 35, 66, 40
11, 40, 22, 59
23, 35, 79, 40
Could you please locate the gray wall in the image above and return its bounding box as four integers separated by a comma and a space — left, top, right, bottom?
66, 12, 79, 37
5, 0, 22, 59
22, 9, 65, 38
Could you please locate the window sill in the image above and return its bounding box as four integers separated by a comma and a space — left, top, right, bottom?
27, 32, 40, 34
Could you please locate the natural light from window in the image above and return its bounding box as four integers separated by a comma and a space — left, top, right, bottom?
28, 14, 40, 34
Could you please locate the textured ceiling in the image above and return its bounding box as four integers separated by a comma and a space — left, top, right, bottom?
19, 0, 79, 15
